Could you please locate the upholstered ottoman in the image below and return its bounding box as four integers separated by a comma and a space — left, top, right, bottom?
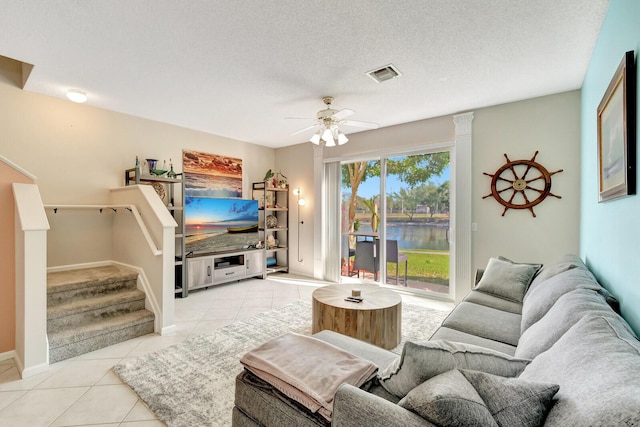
232, 330, 398, 427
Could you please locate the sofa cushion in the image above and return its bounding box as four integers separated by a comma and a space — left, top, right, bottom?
520, 268, 603, 333
519, 315, 640, 426
516, 289, 622, 359
398, 369, 558, 427
475, 257, 541, 303
398, 369, 498, 427
441, 301, 521, 346
430, 327, 517, 356
525, 254, 586, 296
378, 340, 529, 398
463, 290, 523, 314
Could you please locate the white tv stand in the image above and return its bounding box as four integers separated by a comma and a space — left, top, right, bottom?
186, 248, 264, 292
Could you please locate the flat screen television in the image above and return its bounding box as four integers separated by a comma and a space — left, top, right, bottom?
184, 197, 259, 254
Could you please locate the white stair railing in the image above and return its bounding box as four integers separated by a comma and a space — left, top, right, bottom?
13, 183, 49, 378
13, 183, 178, 378
44, 204, 162, 256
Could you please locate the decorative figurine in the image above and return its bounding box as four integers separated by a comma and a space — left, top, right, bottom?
167, 158, 177, 178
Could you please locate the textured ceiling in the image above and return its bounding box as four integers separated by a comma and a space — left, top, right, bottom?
0, 1, 609, 148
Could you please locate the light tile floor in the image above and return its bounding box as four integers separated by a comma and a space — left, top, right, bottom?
0, 274, 453, 427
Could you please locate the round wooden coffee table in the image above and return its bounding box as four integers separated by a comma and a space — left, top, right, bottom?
312, 283, 401, 350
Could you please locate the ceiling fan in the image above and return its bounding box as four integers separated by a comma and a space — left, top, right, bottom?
289, 96, 379, 146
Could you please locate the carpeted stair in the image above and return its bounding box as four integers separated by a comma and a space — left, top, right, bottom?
47, 265, 155, 363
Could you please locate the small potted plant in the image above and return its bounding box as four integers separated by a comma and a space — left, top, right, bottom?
263, 169, 275, 187
276, 171, 288, 188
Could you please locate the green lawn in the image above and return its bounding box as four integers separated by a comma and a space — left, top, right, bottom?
387, 251, 450, 285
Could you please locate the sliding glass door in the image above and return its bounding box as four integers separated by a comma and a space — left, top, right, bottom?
340, 160, 380, 279
340, 150, 451, 298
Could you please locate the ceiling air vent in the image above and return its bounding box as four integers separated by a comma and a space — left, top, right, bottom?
366, 64, 402, 83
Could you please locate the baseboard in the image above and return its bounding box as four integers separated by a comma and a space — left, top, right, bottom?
161, 324, 177, 335
47, 260, 114, 273
0, 350, 15, 362
19, 362, 50, 378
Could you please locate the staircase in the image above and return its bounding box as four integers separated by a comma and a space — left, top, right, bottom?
47, 265, 155, 363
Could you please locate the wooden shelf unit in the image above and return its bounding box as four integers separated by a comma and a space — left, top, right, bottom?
252, 181, 289, 277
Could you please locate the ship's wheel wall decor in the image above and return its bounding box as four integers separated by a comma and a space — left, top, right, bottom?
483, 151, 563, 217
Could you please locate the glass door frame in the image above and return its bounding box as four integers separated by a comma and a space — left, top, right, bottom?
334, 143, 455, 301
317, 112, 474, 303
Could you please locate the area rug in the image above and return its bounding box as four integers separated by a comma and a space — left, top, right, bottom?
113, 300, 450, 427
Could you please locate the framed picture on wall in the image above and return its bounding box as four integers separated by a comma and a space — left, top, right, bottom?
597, 50, 636, 202
182, 149, 243, 198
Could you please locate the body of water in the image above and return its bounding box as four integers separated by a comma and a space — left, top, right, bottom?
357, 222, 449, 251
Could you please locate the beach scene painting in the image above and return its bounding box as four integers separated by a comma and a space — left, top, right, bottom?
183, 149, 243, 198
185, 197, 259, 253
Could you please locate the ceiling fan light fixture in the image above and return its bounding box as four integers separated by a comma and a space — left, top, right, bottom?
321, 127, 334, 144
309, 131, 321, 145
292, 96, 376, 147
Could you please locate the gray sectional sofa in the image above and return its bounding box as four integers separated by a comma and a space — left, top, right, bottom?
233, 255, 640, 426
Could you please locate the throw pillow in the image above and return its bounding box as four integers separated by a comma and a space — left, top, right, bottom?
460, 370, 559, 427
398, 369, 559, 427
475, 257, 541, 302
398, 369, 498, 427
378, 340, 530, 398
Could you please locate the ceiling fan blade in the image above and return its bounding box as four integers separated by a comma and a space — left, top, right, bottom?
332, 108, 355, 120
340, 119, 379, 129
290, 124, 320, 136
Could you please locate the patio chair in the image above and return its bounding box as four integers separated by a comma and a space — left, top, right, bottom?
386, 239, 408, 286
341, 235, 356, 276
352, 240, 379, 280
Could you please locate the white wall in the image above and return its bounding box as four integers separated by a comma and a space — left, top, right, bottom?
274, 143, 315, 276
472, 91, 581, 266
1, 71, 580, 280
0, 81, 275, 265
276, 90, 581, 286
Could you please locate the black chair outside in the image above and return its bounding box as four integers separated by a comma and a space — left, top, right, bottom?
341, 235, 356, 276
386, 239, 408, 286
352, 240, 379, 280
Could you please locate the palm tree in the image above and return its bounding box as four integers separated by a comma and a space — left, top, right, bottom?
361, 196, 379, 232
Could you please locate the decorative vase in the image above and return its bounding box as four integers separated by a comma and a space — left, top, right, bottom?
167, 162, 177, 178
266, 215, 278, 228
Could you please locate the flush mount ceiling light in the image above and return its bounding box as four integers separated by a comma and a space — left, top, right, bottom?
66, 89, 87, 103
288, 96, 379, 147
